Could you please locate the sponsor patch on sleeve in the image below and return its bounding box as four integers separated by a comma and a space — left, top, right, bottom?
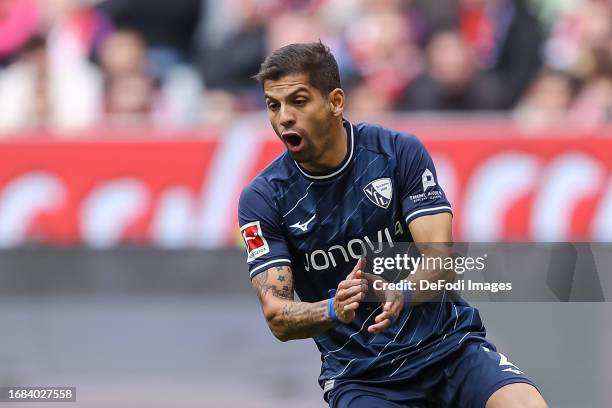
409, 189, 443, 204
240, 221, 270, 262
422, 168, 437, 191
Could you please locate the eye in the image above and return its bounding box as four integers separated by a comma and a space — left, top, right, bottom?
294, 98, 307, 106
267, 102, 279, 111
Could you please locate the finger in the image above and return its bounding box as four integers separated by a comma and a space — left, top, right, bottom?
388, 302, 404, 319
346, 257, 365, 279
383, 301, 392, 312
343, 301, 361, 311
342, 288, 367, 304
340, 278, 368, 288
362, 272, 381, 283
336, 284, 368, 302
366, 309, 393, 332
337, 278, 368, 291
362, 273, 387, 293
342, 282, 368, 297
368, 318, 392, 333
345, 260, 360, 279
374, 311, 388, 323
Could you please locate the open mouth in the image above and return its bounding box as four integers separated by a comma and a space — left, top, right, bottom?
282, 132, 304, 151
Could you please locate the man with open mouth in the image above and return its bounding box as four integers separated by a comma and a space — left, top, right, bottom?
238, 41, 548, 408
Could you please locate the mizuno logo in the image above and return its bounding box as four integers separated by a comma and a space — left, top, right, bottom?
482, 347, 524, 375
290, 214, 316, 232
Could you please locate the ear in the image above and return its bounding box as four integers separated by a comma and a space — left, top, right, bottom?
328, 88, 345, 117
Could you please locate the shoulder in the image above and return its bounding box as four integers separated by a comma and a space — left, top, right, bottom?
352, 121, 425, 157
239, 150, 305, 220
239, 172, 280, 223
240, 151, 294, 201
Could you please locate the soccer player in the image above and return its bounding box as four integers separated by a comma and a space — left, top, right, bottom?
238, 42, 548, 408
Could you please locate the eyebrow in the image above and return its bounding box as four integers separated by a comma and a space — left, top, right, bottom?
264, 86, 311, 101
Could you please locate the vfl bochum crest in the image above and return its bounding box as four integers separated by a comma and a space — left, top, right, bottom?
363, 178, 393, 209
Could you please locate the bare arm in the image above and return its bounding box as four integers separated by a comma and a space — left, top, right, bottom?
252, 259, 368, 342
408, 212, 452, 243
407, 212, 455, 304
252, 266, 332, 341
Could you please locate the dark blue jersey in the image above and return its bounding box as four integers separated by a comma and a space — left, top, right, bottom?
238, 120, 486, 393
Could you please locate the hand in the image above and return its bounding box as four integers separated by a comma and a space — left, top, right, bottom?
363, 273, 405, 333
333, 257, 368, 324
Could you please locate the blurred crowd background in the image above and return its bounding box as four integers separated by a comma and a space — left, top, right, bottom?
0, 0, 611, 134
1, 3, 611, 407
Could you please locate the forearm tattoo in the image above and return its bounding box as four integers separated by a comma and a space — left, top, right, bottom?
275, 300, 332, 339
252, 265, 335, 339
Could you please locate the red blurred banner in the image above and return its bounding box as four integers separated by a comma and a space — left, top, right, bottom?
0, 121, 611, 247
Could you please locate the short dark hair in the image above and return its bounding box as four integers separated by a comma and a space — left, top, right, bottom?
253, 41, 341, 95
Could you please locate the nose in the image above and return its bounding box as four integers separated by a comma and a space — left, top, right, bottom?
279, 105, 296, 129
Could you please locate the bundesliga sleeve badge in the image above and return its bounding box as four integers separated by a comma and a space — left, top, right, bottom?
240, 221, 270, 262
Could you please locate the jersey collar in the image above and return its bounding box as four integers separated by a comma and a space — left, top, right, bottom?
293, 120, 355, 181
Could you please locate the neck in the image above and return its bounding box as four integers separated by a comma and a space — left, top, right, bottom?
300, 119, 347, 173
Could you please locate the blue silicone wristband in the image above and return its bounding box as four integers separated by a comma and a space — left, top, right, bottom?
327, 296, 338, 322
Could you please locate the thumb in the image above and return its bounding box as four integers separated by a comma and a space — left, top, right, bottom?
347, 256, 365, 279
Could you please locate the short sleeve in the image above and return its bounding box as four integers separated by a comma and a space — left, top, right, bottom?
396, 134, 452, 225
238, 184, 292, 279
